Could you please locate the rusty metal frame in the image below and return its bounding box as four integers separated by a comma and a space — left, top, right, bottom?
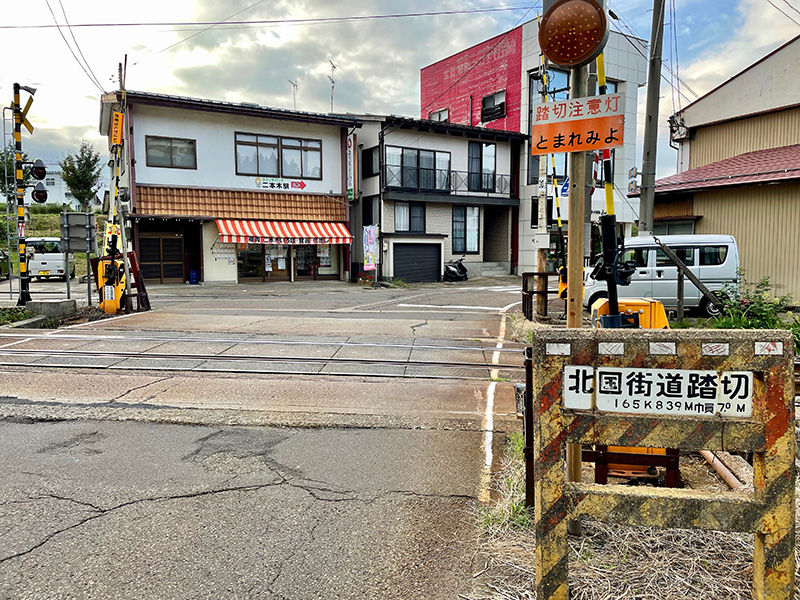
528, 329, 796, 600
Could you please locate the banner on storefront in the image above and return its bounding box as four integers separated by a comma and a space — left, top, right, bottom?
363, 225, 378, 271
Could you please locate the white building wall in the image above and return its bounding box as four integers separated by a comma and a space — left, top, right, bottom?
517, 21, 647, 272
131, 105, 344, 195
201, 221, 237, 283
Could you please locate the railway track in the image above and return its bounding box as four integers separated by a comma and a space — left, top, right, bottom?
0, 332, 523, 380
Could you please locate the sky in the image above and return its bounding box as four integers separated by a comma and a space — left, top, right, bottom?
1, 0, 798, 180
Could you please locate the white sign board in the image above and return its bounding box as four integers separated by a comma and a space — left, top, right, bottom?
563, 365, 753, 418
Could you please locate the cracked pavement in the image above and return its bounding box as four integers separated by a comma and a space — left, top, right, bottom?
0, 419, 491, 599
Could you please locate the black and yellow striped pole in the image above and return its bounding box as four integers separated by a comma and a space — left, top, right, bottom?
13, 83, 31, 306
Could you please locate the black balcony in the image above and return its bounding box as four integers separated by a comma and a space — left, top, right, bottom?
383, 166, 511, 196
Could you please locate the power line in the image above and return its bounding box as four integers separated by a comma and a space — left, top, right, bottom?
152, 0, 269, 57
43, 0, 105, 93
0, 6, 538, 30
765, 0, 800, 26
780, 0, 800, 17
58, 0, 105, 92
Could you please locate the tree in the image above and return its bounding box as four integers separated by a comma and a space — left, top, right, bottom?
60, 141, 103, 212
1, 142, 31, 202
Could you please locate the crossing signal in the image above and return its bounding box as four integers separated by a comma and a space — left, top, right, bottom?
30, 158, 47, 180
31, 182, 48, 203
539, 0, 609, 68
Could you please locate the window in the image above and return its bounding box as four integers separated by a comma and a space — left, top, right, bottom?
619, 248, 650, 268
362, 146, 379, 178
481, 91, 506, 122
700, 246, 729, 266
385, 146, 450, 191
453, 206, 480, 254
235, 133, 321, 179
468, 142, 496, 192
145, 136, 197, 169
28, 239, 61, 253
429, 108, 449, 122
653, 221, 695, 235
656, 247, 694, 267
45, 177, 55, 187
395, 201, 425, 233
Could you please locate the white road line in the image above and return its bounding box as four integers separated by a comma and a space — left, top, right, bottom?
398, 303, 504, 311
478, 300, 518, 503
57, 312, 140, 330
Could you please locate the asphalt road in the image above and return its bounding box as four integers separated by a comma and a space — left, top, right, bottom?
0, 419, 484, 600
0, 278, 525, 599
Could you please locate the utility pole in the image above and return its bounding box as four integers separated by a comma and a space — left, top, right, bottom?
565, 64, 588, 536
288, 80, 298, 110
638, 0, 666, 233
535, 62, 550, 317
328, 61, 337, 113
13, 84, 31, 305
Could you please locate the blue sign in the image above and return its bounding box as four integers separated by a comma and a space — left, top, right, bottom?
561, 177, 569, 197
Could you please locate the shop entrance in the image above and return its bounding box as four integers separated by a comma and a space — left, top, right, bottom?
237, 244, 291, 281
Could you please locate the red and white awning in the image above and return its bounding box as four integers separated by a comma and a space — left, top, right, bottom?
216, 220, 353, 245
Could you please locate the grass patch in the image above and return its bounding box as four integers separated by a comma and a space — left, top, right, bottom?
478, 432, 531, 529
0, 307, 32, 326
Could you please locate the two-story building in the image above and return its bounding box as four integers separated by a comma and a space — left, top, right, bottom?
350, 115, 526, 282
651, 33, 800, 298
420, 20, 647, 270
99, 91, 360, 284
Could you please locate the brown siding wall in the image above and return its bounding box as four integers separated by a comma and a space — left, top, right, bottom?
654, 196, 694, 218
694, 182, 800, 297
690, 107, 800, 168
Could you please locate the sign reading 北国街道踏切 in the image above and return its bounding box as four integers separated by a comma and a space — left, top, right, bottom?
531, 93, 625, 155
563, 365, 754, 417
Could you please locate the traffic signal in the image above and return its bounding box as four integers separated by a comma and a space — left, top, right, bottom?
31, 182, 48, 203
29, 158, 48, 203
539, 0, 609, 68
30, 158, 47, 180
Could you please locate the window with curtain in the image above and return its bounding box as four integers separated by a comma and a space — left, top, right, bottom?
235, 133, 321, 179
394, 201, 425, 233
385, 146, 450, 191
468, 142, 495, 192
452, 205, 480, 254
146, 136, 197, 169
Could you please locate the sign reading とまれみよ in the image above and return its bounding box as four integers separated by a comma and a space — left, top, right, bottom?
531, 93, 624, 155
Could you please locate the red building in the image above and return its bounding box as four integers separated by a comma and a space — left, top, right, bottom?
420, 27, 523, 131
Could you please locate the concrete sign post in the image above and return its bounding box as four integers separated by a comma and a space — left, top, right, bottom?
527, 328, 796, 600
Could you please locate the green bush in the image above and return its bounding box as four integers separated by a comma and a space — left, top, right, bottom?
0, 307, 31, 326
710, 273, 800, 353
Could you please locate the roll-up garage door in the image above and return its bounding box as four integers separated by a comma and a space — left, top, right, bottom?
393, 243, 440, 283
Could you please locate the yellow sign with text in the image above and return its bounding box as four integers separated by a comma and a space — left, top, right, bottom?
111, 111, 124, 146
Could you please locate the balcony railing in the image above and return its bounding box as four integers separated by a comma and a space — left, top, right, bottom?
383, 166, 511, 196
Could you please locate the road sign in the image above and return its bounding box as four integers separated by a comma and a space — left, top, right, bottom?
111, 111, 124, 146
531, 93, 625, 155
60, 212, 97, 254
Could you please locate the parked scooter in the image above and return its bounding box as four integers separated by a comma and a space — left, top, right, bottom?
444, 256, 468, 282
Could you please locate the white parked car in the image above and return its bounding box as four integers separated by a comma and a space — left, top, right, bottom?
27, 237, 75, 281
583, 234, 739, 317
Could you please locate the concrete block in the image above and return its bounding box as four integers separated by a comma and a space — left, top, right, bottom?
26, 299, 77, 318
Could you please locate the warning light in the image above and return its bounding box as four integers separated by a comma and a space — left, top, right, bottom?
539, 0, 609, 68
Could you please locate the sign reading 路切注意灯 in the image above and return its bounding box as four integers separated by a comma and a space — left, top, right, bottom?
531, 93, 624, 155
563, 365, 753, 417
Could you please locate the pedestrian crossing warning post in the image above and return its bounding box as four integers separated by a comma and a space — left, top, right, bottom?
527, 328, 795, 600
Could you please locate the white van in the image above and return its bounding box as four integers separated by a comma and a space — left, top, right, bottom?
27, 237, 75, 281
583, 234, 739, 317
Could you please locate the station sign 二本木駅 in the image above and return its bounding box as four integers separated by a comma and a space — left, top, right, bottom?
255, 177, 307, 191
531, 93, 625, 155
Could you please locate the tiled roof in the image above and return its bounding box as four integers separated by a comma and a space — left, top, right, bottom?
653, 144, 800, 195
134, 186, 346, 222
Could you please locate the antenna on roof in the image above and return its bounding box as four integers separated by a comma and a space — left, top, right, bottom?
288, 79, 298, 110
328, 60, 337, 113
